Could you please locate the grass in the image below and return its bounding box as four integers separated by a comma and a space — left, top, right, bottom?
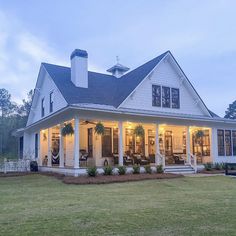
0, 175, 236, 236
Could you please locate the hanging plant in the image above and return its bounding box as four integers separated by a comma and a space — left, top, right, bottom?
95, 122, 105, 135
134, 125, 145, 137
194, 130, 204, 145
62, 123, 74, 136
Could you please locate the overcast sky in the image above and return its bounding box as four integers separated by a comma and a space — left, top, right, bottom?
0, 0, 236, 116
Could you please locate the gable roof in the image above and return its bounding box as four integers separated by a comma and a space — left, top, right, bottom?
42, 50, 216, 118
42, 51, 168, 108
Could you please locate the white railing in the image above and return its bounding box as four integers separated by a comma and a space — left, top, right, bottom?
188, 153, 197, 173
0, 159, 31, 173
157, 152, 165, 170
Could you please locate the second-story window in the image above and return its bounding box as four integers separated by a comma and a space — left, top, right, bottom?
171, 88, 180, 109
162, 86, 170, 108
50, 92, 54, 113
41, 98, 45, 117
152, 85, 161, 107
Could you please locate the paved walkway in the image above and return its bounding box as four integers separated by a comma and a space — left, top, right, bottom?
184, 173, 225, 177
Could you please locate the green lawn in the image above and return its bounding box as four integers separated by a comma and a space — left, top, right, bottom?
0, 175, 236, 236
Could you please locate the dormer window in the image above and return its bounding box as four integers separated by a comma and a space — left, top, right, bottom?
50, 91, 54, 113
41, 98, 45, 117
152, 85, 180, 109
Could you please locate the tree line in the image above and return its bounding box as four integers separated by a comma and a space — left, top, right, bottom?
0, 88, 33, 159
1, 87, 236, 160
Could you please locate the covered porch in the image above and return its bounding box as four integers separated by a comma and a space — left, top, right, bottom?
36, 115, 213, 173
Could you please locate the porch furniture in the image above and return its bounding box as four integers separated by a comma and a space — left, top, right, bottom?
148, 154, 155, 164
79, 149, 89, 167
133, 154, 149, 165
173, 154, 185, 165
124, 156, 133, 166
113, 154, 119, 165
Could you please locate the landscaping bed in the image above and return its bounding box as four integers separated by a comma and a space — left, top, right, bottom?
199, 169, 225, 174
0, 172, 34, 177
63, 173, 183, 185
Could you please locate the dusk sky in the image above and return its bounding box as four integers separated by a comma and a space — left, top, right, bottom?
0, 0, 235, 117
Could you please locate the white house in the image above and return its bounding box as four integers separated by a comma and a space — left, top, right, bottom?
17, 49, 236, 175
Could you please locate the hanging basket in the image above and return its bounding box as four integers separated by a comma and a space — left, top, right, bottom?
95, 122, 105, 135
134, 125, 145, 137
62, 123, 74, 136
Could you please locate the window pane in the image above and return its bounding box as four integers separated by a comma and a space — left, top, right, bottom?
152, 85, 161, 107
217, 129, 225, 156
171, 88, 180, 109
233, 131, 236, 156
125, 129, 135, 155
41, 98, 45, 117
225, 130, 232, 156
162, 86, 170, 108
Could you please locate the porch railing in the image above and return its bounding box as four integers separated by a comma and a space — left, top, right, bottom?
0, 158, 31, 173
157, 152, 165, 170
188, 153, 197, 173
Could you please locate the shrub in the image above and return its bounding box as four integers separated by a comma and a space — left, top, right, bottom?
132, 165, 140, 174
30, 161, 38, 172
117, 166, 127, 175
156, 165, 163, 174
221, 163, 226, 170
87, 166, 98, 177
103, 166, 113, 175
214, 162, 221, 170
204, 163, 213, 171
144, 165, 152, 174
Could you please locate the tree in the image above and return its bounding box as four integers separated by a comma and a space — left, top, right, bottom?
225, 100, 236, 119
17, 89, 34, 118
0, 88, 15, 117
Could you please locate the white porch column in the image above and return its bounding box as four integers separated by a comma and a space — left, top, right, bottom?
118, 121, 124, 166
210, 127, 217, 163
155, 124, 160, 165
186, 126, 191, 164
47, 128, 52, 167
74, 115, 80, 168
59, 124, 64, 168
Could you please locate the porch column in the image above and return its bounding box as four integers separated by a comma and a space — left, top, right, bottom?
186, 126, 191, 164
74, 115, 80, 168
118, 121, 124, 166
210, 127, 217, 163
59, 124, 64, 168
47, 128, 52, 167
155, 124, 160, 165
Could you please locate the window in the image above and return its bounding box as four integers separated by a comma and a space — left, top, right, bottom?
87, 128, 93, 157
162, 86, 170, 108
192, 130, 210, 157
35, 133, 38, 159
49, 92, 54, 113
113, 128, 118, 154
125, 129, 135, 154
232, 131, 236, 156
171, 88, 180, 109
217, 130, 225, 156
225, 130, 232, 156
102, 128, 112, 157
152, 85, 161, 107
41, 98, 45, 117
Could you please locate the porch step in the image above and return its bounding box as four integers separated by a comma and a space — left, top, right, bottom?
164, 165, 195, 174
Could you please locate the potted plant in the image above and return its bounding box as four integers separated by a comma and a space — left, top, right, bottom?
95, 122, 105, 135
134, 125, 144, 137
62, 123, 74, 136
